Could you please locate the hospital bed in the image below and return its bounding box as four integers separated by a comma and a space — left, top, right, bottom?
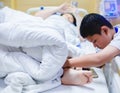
0, 6, 116, 93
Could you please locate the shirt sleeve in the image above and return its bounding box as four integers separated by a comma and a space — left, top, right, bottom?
109, 29, 120, 50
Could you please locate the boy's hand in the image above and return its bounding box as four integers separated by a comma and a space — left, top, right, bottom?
63, 59, 71, 69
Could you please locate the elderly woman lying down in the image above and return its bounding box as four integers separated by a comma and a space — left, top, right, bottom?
0, 3, 92, 93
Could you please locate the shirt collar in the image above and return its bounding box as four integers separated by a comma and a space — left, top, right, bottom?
114, 27, 118, 33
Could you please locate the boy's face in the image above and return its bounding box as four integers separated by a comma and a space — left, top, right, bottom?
86, 28, 112, 49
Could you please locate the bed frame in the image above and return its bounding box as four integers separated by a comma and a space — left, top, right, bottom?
26, 6, 88, 15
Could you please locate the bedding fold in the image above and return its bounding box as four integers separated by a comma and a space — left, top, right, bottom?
1, 72, 61, 93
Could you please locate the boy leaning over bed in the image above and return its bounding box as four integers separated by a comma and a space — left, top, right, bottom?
64, 13, 120, 71
0, 2, 93, 86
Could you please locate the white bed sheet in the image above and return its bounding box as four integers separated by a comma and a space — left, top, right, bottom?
0, 68, 109, 93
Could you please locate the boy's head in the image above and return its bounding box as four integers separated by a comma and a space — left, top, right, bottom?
80, 13, 114, 49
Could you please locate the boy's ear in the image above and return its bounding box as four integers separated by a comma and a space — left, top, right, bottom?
101, 26, 109, 34
101, 26, 108, 30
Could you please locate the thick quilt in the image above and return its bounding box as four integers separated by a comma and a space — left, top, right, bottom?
0, 7, 68, 93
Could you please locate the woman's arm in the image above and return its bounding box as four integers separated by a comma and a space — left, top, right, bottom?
35, 3, 71, 19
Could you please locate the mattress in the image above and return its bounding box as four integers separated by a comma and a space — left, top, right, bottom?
0, 68, 109, 93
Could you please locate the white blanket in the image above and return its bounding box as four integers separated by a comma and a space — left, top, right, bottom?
0, 7, 68, 92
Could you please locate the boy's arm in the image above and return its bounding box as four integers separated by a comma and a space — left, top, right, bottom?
64, 45, 120, 68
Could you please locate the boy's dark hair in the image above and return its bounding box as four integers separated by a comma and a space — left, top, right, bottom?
80, 13, 113, 38
61, 13, 77, 26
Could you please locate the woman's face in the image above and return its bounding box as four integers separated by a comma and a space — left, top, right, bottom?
62, 13, 74, 24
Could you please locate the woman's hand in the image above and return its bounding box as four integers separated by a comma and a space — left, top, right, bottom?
58, 3, 77, 13
61, 68, 93, 85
